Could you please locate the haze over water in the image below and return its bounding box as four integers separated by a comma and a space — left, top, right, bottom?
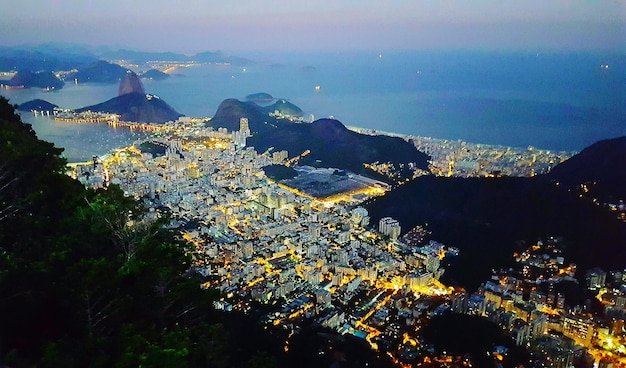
3, 50, 624, 161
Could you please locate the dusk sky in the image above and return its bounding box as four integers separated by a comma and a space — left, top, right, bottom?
1, 0, 624, 53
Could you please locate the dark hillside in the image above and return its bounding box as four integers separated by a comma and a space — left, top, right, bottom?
248, 118, 430, 178
17, 99, 58, 112
545, 136, 626, 202
366, 174, 626, 289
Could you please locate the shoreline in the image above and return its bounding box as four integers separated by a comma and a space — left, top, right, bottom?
345, 125, 578, 155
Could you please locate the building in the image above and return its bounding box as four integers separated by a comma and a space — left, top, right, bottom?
315, 288, 332, 306
585, 268, 607, 290
239, 117, 250, 134
562, 314, 595, 347
379, 217, 401, 240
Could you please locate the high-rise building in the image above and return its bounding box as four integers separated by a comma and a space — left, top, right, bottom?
585, 268, 606, 290
379, 217, 401, 240
562, 314, 595, 347
239, 117, 250, 134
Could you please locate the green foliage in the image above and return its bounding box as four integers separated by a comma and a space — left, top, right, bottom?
118, 325, 192, 368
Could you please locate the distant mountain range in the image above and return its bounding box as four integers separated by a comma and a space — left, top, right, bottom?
99, 48, 252, 65
365, 136, 626, 290
0, 43, 251, 73
0, 44, 98, 71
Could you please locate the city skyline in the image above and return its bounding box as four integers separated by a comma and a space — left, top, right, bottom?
1, 0, 624, 54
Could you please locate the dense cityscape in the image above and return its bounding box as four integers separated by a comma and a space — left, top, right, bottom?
1, 0, 624, 365
65, 116, 625, 367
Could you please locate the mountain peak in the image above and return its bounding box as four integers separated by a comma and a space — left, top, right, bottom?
118, 71, 145, 96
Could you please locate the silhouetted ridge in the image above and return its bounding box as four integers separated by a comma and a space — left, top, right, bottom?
17, 99, 58, 112
248, 118, 429, 179
546, 136, 626, 201
310, 118, 349, 139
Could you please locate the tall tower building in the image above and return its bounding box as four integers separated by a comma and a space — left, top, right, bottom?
239, 117, 250, 134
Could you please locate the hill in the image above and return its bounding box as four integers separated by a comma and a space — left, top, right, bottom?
77, 92, 182, 124
246, 92, 274, 104
17, 99, 58, 112
66, 60, 129, 83
545, 136, 626, 203
249, 118, 429, 178
210, 98, 302, 129
4, 70, 64, 90
365, 137, 626, 289
140, 69, 170, 80
209, 98, 429, 180
209, 98, 272, 132
267, 99, 303, 117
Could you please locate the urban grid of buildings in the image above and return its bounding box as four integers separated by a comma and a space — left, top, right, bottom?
68, 116, 625, 367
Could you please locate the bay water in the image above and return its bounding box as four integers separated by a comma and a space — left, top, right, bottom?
2, 50, 624, 162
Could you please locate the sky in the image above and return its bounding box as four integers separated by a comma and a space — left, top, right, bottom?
1, 0, 624, 53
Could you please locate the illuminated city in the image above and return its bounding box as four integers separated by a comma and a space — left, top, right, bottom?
65, 117, 626, 367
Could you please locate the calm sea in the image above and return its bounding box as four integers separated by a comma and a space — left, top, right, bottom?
2, 50, 624, 161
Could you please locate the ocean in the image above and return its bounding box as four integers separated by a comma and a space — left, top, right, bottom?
2, 50, 624, 161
